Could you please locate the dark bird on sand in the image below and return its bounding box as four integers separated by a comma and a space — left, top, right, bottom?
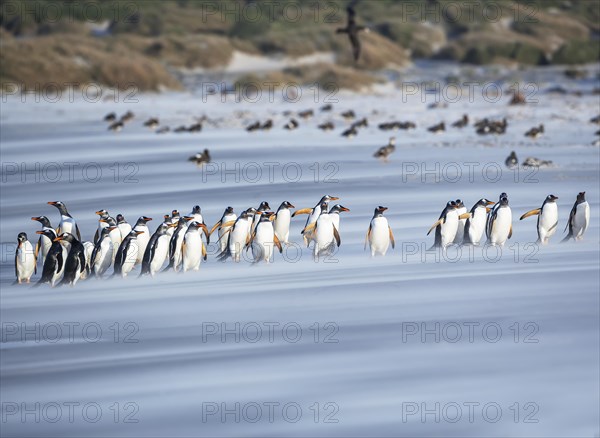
427, 122, 445, 134
188, 149, 211, 166
318, 122, 335, 131
104, 112, 117, 122
336, 5, 369, 62
451, 114, 469, 128
373, 137, 396, 162
525, 124, 544, 139
505, 151, 518, 169
284, 119, 299, 130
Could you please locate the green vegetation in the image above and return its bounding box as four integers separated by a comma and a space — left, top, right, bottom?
1, 0, 598, 91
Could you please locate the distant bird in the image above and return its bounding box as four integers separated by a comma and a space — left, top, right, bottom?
104, 112, 117, 122
298, 109, 314, 119
120, 111, 135, 123
246, 121, 261, 132
351, 117, 368, 129
505, 151, 518, 169
525, 124, 544, 139
522, 157, 553, 168
341, 126, 358, 138
188, 149, 211, 166
509, 91, 526, 105
336, 5, 369, 62
284, 119, 299, 130
156, 126, 170, 134
318, 121, 335, 131
562, 192, 590, 242
373, 137, 396, 162
451, 114, 469, 128
174, 125, 188, 133
260, 119, 273, 130
427, 122, 445, 134
341, 110, 356, 120
320, 104, 333, 112
590, 115, 600, 125
144, 118, 159, 129
108, 121, 124, 132
476, 118, 507, 135
427, 102, 448, 110
187, 122, 202, 132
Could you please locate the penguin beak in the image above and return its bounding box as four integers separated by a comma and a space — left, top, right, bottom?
95, 210, 104, 215
199, 223, 208, 233
269, 213, 276, 221
135, 231, 144, 235
47, 201, 57, 206
340, 207, 350, 212
143, 216, 152, 221
31, 216, 41, 221
486, 201, 495, 205
330, 197, 339, 200
35, 230, 44, 235
183, 216, 194, 221
107, 226, 117, 231
53, 236, 63, 242
99, 219, 108, 223
167, 223, 178, 228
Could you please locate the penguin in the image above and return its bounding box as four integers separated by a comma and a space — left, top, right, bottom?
188, 149, 211, 166
209, 207, 237, 253
94, 209, 110, 243
451, 114, 469, 128
188, 205, 210, 243
308, 202, 342, 259
90, 226, 116, 278
141, 223, 175, 276
520, 194, 559, 244
248, 212, 283, 263
116, 214, 132, 239
217, 209, 256, 263
293, 195, 339, 246
48, 201, 81, 240
562, 192, 590, 242
164, 215, 194, 272
132, 216, 152, 264
365, 206, 395, 257
505, 151, 518, 169
56, 233, 87, 287
253, 201, 271, 228
15, 233, 36, 284
80, 241, 95, 280
328, 204, 350, 233
113, 230, 144, 277
99, 216, 122, 260
373, 137, 396, 162
31, 216, 55, 267
170, 209, 181, 227
453, 199, 468, 244
462, 199, 494, 245
181, 222, 209, 272
427, 122, 445, 134
486, 195, 512, 246
273, 201, 295, 245
427, 201, 459, 249
34, 229, 65, 287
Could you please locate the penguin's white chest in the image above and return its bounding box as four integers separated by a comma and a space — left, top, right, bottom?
538, 203, 558, 242
274, 210, 291, 243
133, 226, 150, 263
118, 223, 132, 239
441, 211, 459, 247
219, 213, 237, 251
16, 241, 36, 281
95, 238, 113, 276
253, 222, 275, 262
183, 231, 203, 271
468, 208, 487, 244
370, 217, 390, 256
490, 207, 512, 245
60, 216, 76, 235
314, 215, 335, 255
150, 235, 170, 274
573, 202, 590, 238
229, 220, 251, 260
121, 243, 139, 276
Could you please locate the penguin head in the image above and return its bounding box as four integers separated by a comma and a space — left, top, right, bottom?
100, 217, 117, 226
95, 209, 109, 218
246, 207, 259, 216
546, 194, 558, 203
330, 204, 350, 214
31, 216, 51, 227
224, 206, 234, 215
36, 229, 54, 239
320, 195, 339, 204
116, 214, 126, 224
54, 233, 75, 243
258, 201, 270, 211
499, 197, 509, 207
279, 201, 295, 210
446, 201, 457, 209
454, 199, 465, 208
191, 206, 201, 214
137, 216, 152, 225
17, 232, 27, 244
171, 210, 180, 218
477, 198, 494, 207
259, 212, 275, 222
374, 206, 388, 216
577, 192, 586, 203
319, 201, 329, 212
48, 201, 68, 214
188, 221, 208, 232
498, 192, 507, 201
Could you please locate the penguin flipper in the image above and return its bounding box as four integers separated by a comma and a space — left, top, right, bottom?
209, 220, 221, 236
292, 208, 312, 217
75, 224, 82, 241
364, 225, 371, 250
78, 251, 86, 274
519, 208, 541, 220
388, 226, 395, 249
302, 223, 316, 235
333, 225, 341, 247
273, 235, 283, 253
508, 224, 513, 239
220, 220, 236, 229
35, 238, 41, 260
427, 219, 443, 236
94, 229, 99, 244
203, 223, 210, 245
202, 242, 207, 260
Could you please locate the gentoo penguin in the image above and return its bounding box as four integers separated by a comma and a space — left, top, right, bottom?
188, 205, 210, 243
451, 114, 469, 128
34, 229, 65, 287
48, 201, 81, 240
525, 124, 544, 139
373, 137, 396, 162
328, 204, 350, 233
336, 5, 369, 61
164, 216, 194, 272
253, 201, 271, 229
210, 207, 237, 253
249, 212, 283, 263
31, 216, 55, 267
462, 199, 494, 245
116, 214, 132, 239
520, 194, 559, 244
486, 195, 512, 246
113, 230, 144, 277
427, 122, 445, 134
15, 233, 36, 284
365, 206, 395, 257
273, 201, 295, 245
56, 233, 87, 287
94, 209, 110, 243
309, 202, 341, 259
181, 222, 209, 272
293, 195, 339, 246
141, 223, 175, 276
562, 192, 590, 242
80, 241, 95, 280
99, 217, 122, 260
90, 226, 116, 278
132, 216, 152, 264
217, 209, 255, 263
505, 151, 518, 169
453, 199, 468, 244
427, 201, 459, 249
